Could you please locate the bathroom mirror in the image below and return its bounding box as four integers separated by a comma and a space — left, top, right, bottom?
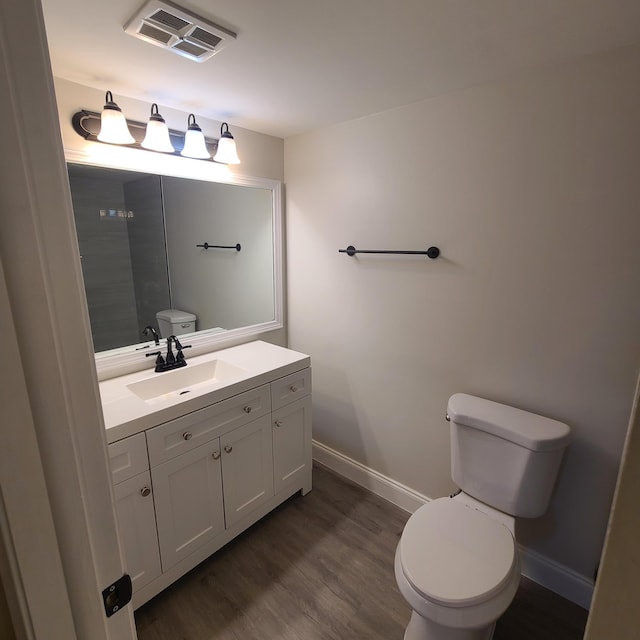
65, 154, 283, 378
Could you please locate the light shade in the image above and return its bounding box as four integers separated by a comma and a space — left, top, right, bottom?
97, 91, 135, 144
141, 104, 175, 153
180, 114, 210, 159
213, 123, 240, 164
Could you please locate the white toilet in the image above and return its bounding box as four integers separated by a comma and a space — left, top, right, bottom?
395, 393, 571, 640
155, 309, 197, 338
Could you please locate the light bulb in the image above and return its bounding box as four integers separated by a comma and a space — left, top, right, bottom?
213, 122, 240, 164
180, 114, 210, 159
97, 91, 135, 144
141, 104, 175, 153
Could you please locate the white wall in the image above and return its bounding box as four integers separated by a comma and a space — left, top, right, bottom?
162, 177, 274, 330
285, 42, 640, 593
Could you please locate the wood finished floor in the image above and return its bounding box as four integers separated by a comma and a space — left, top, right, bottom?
135, 464, 588, 640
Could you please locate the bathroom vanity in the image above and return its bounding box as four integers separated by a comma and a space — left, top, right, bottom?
100, 341, 312, 608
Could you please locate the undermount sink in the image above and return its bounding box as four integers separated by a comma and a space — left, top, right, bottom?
126, 359, 247, 403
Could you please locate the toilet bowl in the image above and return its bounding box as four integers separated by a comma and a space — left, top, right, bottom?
395, 498, 521, 640
395, 393, 571, 640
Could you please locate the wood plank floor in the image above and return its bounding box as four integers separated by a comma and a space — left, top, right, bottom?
135, 464, 588, 640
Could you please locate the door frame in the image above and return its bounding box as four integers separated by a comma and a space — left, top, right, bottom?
0, 0, 137, 638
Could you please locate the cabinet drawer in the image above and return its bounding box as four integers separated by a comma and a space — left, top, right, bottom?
108, 433, 149, 485
146, 385, 271, 467
271, 368, 311, 410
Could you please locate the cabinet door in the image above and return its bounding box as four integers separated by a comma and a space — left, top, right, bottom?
151, 440, 225, 571
272, 396, 312, 494
220, 415, 274, 529
113, 470, 161, 593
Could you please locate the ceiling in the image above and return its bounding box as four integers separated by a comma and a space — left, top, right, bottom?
41, 0, 640, 139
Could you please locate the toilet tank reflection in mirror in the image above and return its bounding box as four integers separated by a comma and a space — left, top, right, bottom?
67, 162, 279, 359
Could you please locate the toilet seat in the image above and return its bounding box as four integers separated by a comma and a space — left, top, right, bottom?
398, 498, 516, 608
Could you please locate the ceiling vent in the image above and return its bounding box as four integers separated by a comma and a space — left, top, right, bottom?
124, 0, 236, 62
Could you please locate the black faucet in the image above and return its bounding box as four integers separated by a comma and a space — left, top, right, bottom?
142, 325, 160, 346
172, 336, 190, 365
165, 336, 176, 366
145, 335, 191, 372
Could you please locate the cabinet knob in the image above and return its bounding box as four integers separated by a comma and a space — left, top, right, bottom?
224, 445, 233, 454
274, 420, 284, 428
140, 486, 151, 497
290, 385, 298, 392
212, 450, 221, 460
243, 405, 252, 414
183, 432, 192, 440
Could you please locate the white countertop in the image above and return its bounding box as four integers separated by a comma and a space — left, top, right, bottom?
100, 341, 310, 443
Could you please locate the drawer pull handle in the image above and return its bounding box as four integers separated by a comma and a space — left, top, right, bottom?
224, 445, 233, 454
183, 432, 193, 441
290, 385, 298, 392
274, 420, 284, 428
212, 450, 221, 460
243, 406, 252, 414
140, 487, 151, 497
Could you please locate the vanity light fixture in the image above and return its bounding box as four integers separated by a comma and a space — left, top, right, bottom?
97, 91, 135, 144
141, 103, 176, 153
213, 123, 240, 164
180, 113, 211, 159
72, 98, 241, 164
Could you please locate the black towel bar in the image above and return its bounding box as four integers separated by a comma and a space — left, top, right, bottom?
339, 245, 440, 259
197, 242, 241, 251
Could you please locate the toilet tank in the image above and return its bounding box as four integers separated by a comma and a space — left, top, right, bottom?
447, 393, 571, 518
155, 309, 197, 338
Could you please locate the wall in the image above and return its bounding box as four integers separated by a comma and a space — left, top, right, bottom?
584, 374, 640, 638
163, 178, 275, 331
285, 42, 640, 600
124, 175, 170, 333
69, 171, 139, 351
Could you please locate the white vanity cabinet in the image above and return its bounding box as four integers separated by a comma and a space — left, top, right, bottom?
219, 414, 274, 527
107, 434, 162, 593
103, 343, 312, 609
271, 369, 312, 494
151, 438, 225, 570
147, 387, 275, 571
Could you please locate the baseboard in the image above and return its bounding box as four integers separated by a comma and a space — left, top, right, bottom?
312, 440, 430, 513
518, 545, 593, 610
312, 439, 594, 610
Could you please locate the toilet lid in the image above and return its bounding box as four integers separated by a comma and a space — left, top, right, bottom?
399, 498, 516, 607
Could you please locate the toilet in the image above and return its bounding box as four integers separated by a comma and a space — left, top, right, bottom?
395, 393, 571, 640
155, 309, 197, 338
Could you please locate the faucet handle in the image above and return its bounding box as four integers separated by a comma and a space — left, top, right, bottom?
145, 351, 166, 372
173, 337, 192, 351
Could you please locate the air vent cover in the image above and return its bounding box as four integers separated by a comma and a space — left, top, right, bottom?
124, 0, 236, 62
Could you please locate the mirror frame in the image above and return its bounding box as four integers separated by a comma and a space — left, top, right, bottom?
65, 147, 283, 380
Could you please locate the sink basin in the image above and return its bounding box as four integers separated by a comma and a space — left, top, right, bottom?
127, 359, 247, 403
